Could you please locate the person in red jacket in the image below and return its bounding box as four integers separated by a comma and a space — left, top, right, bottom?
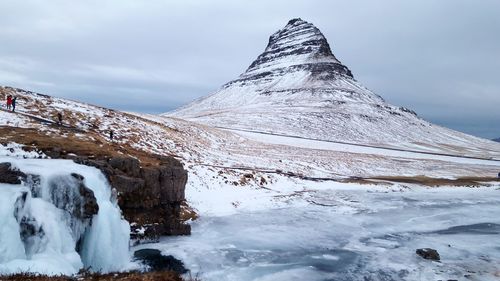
6, 95, 12, 110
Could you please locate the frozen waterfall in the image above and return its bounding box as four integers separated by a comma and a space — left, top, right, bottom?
0, 148, 131, 276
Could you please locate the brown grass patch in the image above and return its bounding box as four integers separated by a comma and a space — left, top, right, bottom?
340, 177, 392, 186
179, 202, 199, 222
362, 175, 500, 187
0, 126, 177, 167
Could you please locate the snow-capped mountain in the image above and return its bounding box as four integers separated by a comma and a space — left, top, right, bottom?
168, 18, 500, 158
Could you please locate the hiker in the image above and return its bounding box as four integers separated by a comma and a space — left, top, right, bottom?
6, 95, 12, 110
57, 112, 63, 125
498, 172, 500, 179
11, 97, 17, 112
109, 130, 114, 141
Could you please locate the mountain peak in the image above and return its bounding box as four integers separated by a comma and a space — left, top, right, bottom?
286, 18, 305, 25
245, 18, 351, 78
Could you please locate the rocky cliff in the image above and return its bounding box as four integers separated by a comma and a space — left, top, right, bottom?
76, 155, 190, 239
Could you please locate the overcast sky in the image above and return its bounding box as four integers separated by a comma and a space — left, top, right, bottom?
1, 0, 499, 139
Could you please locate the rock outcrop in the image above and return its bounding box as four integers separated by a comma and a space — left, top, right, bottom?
416, 248, 440, 261
76, 156, 190, 239
243, 18, 353, 82
0, 162, 27, 184
134, 249, 188, 273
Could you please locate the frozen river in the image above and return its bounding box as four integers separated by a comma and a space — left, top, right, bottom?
136, 185, 500, 281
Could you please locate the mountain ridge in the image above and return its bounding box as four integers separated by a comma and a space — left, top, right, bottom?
166, 18, 500, 158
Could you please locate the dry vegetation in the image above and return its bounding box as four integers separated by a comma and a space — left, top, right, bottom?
356, 175, 500, 187
1, 86, 182, 163
179, 202, 199, 221
0, 127, 177, 167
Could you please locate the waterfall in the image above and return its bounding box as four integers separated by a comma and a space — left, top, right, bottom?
0, 155, 131, 276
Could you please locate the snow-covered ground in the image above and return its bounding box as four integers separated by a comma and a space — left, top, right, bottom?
136, 181, 500, 281
0, 110, 31, 127
230, 129, 500, 166
2, 86, 500, 280
2, 86, 499, 181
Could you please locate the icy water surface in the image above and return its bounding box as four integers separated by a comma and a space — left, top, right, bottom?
138, 186, 500, 281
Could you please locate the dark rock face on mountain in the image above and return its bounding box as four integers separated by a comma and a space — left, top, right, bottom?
76, 156, 190, 239
222, 18, 354, 91
243, 18, 352, 81
493, 138, 500, 143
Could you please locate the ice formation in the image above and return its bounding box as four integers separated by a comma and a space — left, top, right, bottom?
0, 144, 131, 275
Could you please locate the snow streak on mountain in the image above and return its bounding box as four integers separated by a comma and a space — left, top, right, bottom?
168, 18, 499, 157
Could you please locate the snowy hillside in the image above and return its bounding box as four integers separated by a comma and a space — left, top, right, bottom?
1, 85, 499, 189
167, 18, 500, 159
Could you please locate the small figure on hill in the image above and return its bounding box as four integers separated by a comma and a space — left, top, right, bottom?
57, 112, 63, 126
6, 95, 12, 110
11, 97, 17, 112
109, 130, 114, 141
498, 172, 500, 179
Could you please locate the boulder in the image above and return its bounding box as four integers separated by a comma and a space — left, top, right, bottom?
416, 248, 440, 261
134, 249, 188, 273
0, 162, 27, 184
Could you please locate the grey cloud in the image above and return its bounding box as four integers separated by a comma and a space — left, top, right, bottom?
0, 0, 499, 138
